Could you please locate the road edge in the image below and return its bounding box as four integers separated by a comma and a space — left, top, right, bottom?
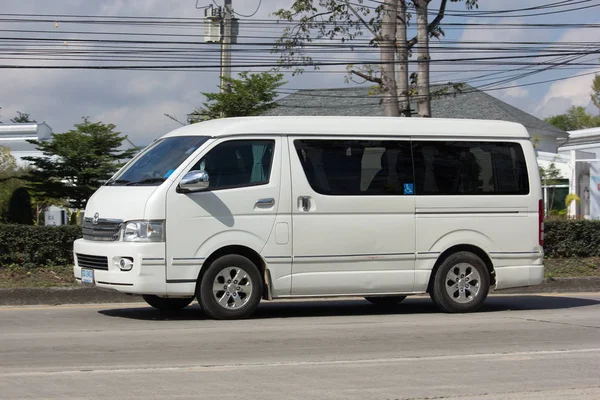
0, 277, 598, 306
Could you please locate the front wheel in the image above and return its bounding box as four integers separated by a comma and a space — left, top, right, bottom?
198, 254, 263, 320
142, 295, 194, 311
430, 251, 490, 313
364, 295, 407, 306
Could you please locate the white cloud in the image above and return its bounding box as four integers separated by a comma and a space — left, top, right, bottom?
535, 71, 597, 117
501, 84, 528, 99
533, 20, 600, 117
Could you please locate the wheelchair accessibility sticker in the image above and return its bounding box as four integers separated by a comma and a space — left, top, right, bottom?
404, 183, 414, 195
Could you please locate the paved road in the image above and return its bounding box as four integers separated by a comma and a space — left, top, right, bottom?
1, 294, 599, 400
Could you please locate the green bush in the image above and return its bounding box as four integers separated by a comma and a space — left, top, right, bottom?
0, 224, 82, 267
544, 220, 600, 258
6, 187, 34, 225
0, 219, 598, 267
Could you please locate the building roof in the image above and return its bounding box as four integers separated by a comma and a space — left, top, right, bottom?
262, 84, 568, 138
0, 122, 52, 139
0, 123, 53, 165
164, 116, 529, 139
559, 126, 600, 152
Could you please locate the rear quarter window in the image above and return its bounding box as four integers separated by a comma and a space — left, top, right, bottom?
411, 141, 529, 195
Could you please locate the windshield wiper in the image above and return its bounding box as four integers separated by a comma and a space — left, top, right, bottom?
125, 177, 165, 186
105, 179, 130, 186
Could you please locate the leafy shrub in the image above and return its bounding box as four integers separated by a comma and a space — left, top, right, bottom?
0, 220, 598, 267
544, 220, 600, 258
0, 224, 82, 267
6, 187, 33, 225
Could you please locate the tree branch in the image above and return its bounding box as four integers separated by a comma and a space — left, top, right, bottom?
350, 69, 382, 84
345, 1, 379, 39
407, 0, 447, 50
163, 113, 186, 126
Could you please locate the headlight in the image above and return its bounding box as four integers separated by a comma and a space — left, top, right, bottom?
122, 220, 165, 242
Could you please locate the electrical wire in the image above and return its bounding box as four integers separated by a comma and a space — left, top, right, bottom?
195, 0, 211, 10
233, 0, 262, 18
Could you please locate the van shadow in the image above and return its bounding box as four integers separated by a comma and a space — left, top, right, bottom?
97, 294, 599, 322
189, 191, 234, 227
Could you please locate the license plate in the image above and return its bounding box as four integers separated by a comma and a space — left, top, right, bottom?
81, 269, 95, 285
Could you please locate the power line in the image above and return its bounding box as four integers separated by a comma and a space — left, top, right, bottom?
232, 0, 262, 18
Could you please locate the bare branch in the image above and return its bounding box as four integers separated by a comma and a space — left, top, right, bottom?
407, 0, 447, 50
163, 113, 186, 126
345, 1, 379, 39
350, 69, 382, 84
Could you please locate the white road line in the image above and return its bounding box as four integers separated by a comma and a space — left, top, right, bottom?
2, 348, 599, 378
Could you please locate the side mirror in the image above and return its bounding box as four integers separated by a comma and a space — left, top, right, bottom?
178, 170, 209, 193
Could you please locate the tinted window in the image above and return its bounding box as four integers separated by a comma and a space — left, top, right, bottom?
294, 140, 414, 195
412, 141, 529, 195
191, 140, 274, 190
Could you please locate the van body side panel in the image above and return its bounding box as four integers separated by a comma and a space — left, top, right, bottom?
288, 137, 416, 296
260, 136, 293, 297
413, 139, 543, 292
164, 136, 282, 287
493, 140, 544, 289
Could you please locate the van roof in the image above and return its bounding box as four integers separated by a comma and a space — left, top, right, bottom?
162, 116, 530, 139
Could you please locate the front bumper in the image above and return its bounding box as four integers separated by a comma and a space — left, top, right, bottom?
73, 239, 167, 295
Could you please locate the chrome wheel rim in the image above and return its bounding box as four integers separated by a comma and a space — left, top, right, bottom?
445, 263, 481, 304
212, 266, 253, 310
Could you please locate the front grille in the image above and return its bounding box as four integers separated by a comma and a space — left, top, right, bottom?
82, 217, 122, 241
76, 253, 109, 270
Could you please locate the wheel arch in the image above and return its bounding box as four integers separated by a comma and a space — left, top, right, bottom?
426, 244, 495, 294
196, 245, 271, 300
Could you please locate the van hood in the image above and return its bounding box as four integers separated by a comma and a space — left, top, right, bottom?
83, 186, 160, 221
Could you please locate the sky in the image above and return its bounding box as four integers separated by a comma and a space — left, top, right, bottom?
1, 0, 599, 146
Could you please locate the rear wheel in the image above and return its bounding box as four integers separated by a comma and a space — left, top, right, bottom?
142, 295, 194, 311
198, 254, 262, 320
364, 295, 407, 306
431, 251, 490, 313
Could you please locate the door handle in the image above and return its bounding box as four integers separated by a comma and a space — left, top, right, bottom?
255, 198, 275, 207
299, 196, 311, 212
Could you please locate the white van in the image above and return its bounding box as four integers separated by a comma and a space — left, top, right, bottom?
73, 116, 544, 319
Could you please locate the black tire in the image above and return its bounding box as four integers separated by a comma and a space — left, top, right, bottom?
364, 295, 407, 306
197, 254, 263, 320
142, 295, 194, 311
431, 251, 490, 313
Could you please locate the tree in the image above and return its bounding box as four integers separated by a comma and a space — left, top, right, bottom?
544, 106, 600, 131
6, 187, 33, 225
592, 73, 600, 113
23, 118, 137, 209
188, 72, 286, 123
272, 0, 477, 117
10, 111, 36, 123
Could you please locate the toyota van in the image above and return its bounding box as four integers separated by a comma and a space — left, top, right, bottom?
73, 116, 544, 319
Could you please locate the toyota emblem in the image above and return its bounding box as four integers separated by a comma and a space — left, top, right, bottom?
93, 212, 99, 225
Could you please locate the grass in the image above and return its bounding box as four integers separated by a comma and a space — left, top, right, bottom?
0, 265, 77, 289
0, 258, 599, 288
544, 257, 600, 278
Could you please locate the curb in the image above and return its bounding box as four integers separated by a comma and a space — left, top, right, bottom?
493, 277, 600, 294
0, 286, 141, 306
0, 278, 598, 306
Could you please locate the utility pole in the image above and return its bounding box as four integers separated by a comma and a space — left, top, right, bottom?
220, 0, 233, 93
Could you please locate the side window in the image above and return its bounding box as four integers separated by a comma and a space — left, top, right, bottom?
191, 140, 275, 190
412, 141, 529, 195
294, 139, 413, 195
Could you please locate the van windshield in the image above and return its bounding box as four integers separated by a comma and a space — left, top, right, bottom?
106, 136, 209, 186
